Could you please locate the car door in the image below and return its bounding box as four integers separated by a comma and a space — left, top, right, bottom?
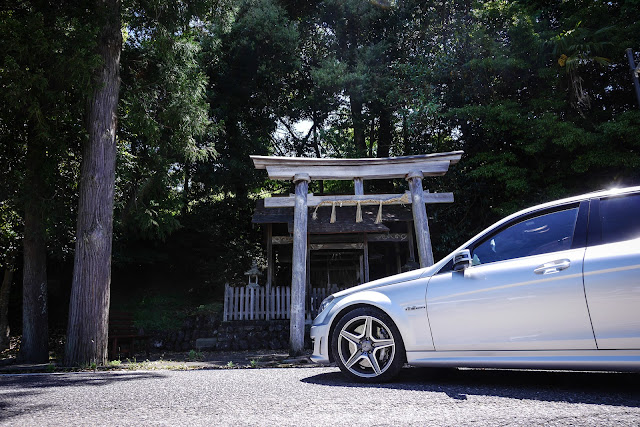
426, 202, 597, 351
583, 193, 640, 349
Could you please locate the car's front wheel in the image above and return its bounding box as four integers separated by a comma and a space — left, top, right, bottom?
331, 306, 405, 382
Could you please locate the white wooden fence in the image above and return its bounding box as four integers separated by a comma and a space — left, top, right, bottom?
223, 284, 344, 321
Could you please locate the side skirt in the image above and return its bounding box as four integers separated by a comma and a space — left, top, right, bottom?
406, 350, 640, 372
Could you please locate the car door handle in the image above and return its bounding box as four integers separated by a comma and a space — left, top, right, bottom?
534, 259, 571, 275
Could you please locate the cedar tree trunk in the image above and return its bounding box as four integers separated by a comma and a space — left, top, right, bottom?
0, 262, 14, 352
377, 108, 392, 158
21, 138, 49, 363
65, 0, 121, 367
350, 94, 367, 155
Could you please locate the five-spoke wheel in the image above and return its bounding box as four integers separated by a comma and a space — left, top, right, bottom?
331, 307, 405, 382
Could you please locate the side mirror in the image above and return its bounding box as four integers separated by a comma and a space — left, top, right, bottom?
453, 249, 472, 272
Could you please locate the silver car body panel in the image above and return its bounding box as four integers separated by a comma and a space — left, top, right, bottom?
310, 186, 640, 371
406, 349, 640, 371
426, 247, 596, 351
583, 237, 640, 349
310, 277, 434, 364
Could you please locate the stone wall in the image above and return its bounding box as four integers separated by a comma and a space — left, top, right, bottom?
208, 320, 292, 351
152, 315, 311, 352
153, 313, 221, 352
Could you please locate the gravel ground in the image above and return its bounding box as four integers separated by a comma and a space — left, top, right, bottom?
1, 366, 639, 426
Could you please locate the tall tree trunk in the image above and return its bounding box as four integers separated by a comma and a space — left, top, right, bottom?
65, 0, 121, 367
182, 161, 191, 215
349, 93, 367, 155
312, 114, 323, 194
377, 108, 392, 158
368, 117, 375, 157
0, 261, 15, 352
21, 138, 49, 363
402, 112, 409, 155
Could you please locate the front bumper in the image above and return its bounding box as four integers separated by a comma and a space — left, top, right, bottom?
310, 323, 331, 364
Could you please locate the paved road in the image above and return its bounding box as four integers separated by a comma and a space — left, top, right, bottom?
1, 366, 639, 426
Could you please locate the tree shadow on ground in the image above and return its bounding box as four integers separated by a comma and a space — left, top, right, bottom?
0, 370, 167, 389
0, 371, 167, 423
301, 367, 640, 407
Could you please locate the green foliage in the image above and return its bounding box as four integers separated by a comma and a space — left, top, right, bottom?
187, 349, 204, 361
202, 0, 301, 194
176, 193, 264, 290
0, 202, 21, 269
0, 2, 98, 261
192, 302, 223, 316
131, 294, 189, 332
117, 28, 213, 243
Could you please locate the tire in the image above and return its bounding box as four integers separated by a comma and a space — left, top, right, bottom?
331, 306, 405, 382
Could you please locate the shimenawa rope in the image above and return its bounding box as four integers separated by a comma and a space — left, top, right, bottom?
311, 192, 410, 224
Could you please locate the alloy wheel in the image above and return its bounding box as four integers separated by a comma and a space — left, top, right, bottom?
336, 314, 396, 378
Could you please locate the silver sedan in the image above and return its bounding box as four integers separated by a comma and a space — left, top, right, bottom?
311, 186, 640, 382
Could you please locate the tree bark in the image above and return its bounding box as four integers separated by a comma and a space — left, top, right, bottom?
21, 137, 49, 363
377, 108, 392, 158
182, 161, 191, 215
0, 261, 14, 352
349, 93, 367, 155
65, 0, 121, 367
402, 113, 409, 155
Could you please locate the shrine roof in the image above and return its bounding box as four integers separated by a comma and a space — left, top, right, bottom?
251, 152, 463, 181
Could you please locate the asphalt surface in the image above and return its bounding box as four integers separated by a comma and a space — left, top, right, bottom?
1, 366, 639, 426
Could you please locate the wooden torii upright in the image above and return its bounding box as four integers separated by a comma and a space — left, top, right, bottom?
251, 151, 463, 355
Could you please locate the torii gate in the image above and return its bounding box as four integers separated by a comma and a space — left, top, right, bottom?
251, 151, 463, 355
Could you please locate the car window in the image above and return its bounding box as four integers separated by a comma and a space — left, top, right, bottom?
600, 193, 640, 244
471, 207, 579, 265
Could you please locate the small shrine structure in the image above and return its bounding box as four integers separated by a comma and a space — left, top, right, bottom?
251, 152, 463, 355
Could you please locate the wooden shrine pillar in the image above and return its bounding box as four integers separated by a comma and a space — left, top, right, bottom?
406, 171, 434, 267
354, 177, 370, 282
407, 220, 416, 263
266, 224, 273, 320
290, 173, 310, 356
354, 177, 364, 195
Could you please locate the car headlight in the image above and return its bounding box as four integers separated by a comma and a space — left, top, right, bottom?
317, 295, 335, 316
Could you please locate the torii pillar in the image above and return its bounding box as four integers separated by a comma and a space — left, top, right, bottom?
290, 173, 310, 356
407, 171, 434, 267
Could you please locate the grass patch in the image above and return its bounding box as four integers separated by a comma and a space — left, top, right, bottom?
191, 302, 223, 316
187, 349, 204, 361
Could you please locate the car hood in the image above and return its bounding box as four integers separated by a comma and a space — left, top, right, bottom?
332, 267, 432, 298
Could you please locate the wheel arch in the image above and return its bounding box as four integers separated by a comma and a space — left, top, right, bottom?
326, 302, 407, 364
